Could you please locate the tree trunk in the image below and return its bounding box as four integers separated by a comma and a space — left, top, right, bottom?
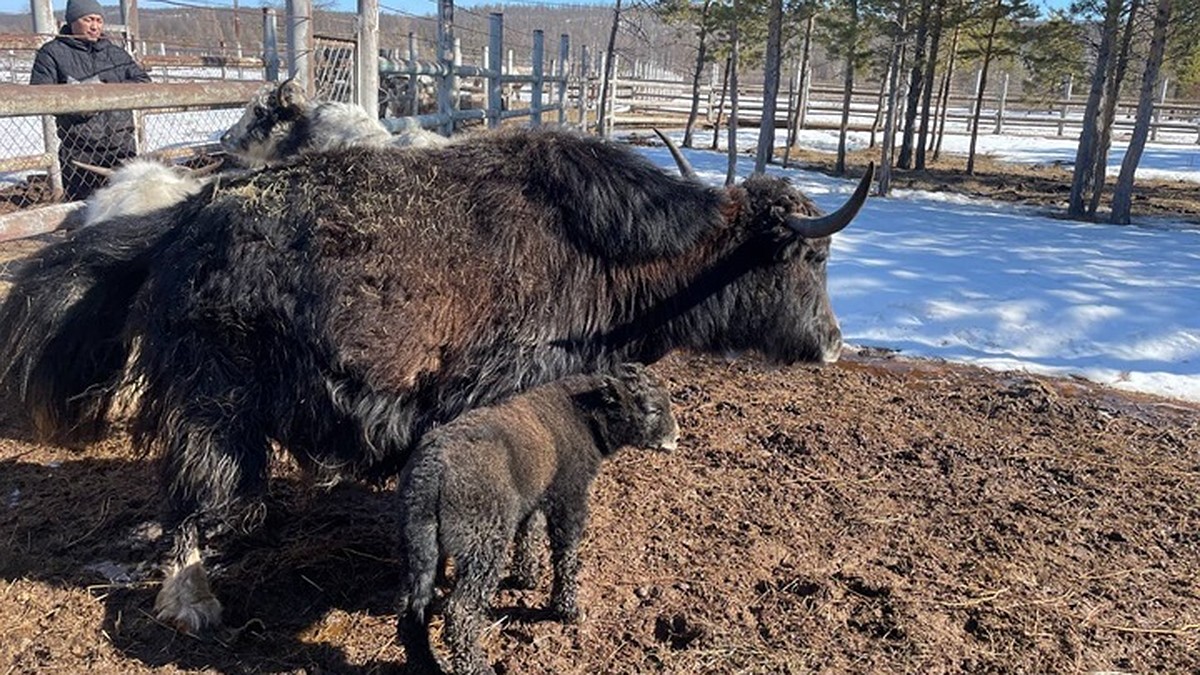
1111, 0, 1171, 224
898, 0, 930, 168
836, 0, 859, 176
933, 20, 959, 160
755, 0, 784, 172
915, 0, 944, 169
683, 0, 714, 148
879, 2, 909, 196
966, 0, 1000, 176
784, 14, 815, 167
870, 60, 892, 149
783, 58, 800, 167
596, 0, 622, 137
711, 55, 731, 150
726, 0, 740, 186
1087, 0, 1140, 217
1067, 0, 1121, 218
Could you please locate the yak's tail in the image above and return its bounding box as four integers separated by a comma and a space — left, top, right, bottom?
396, 448, 444, 667
0, 209, 183, 443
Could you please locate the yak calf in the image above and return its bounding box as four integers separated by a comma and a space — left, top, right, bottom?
398, 363, 678, 675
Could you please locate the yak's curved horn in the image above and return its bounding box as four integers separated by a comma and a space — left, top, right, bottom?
187, 158, 225, 178
652, 128, 697, 180
784, 162, 874, 238
70, 160, 115, 178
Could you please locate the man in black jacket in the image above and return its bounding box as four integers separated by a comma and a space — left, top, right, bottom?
30, 0, 150, 200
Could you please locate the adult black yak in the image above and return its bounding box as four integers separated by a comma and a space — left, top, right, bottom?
0, 128, 872, 636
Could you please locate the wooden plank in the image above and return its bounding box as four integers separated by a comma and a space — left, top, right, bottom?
1, 81, 265, 116
0, 202, 83, 242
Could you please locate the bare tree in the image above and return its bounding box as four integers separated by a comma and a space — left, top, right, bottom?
1087, 0, 1141, 217
755, 0, 785, 172
784, 14, 816, 167
726, 0, 741, 186
965, 0, 1035, 175
933, 15, 961, 160
879, 0, 910, 195
1110, 0, 1172, 224
1067, 0, 1124, 217
899, 0, 931, 168
915, 0, 945, 168
597, 0, 623, 137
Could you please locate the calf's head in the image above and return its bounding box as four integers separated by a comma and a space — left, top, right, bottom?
591, 363, 679, 454
220, 79, 307, 166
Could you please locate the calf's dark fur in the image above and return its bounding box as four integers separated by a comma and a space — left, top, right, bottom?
398, 363, 678, 675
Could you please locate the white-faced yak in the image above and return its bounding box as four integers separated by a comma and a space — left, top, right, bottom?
0, 127, 872, 637
220, 78, 448, 168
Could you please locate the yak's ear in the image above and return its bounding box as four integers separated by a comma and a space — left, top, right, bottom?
598, 375, 622, 406
276, 78, 308, 112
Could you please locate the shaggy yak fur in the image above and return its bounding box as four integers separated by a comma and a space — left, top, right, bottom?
0, 127, 870, 635
398, 363, 678, 675
221, 78, 448, 167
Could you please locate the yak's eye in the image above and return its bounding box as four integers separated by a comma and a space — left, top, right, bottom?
254, 104, 268, 119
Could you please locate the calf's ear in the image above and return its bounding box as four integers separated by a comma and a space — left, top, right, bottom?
599, 376, 621, 405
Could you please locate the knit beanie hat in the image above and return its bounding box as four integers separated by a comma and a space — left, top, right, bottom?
65, 0, 103, 23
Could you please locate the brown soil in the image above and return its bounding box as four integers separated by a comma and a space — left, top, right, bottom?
2, 238, 1199, 674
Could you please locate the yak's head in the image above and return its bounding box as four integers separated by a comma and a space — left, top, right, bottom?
655, 131, 872, 365
72, 157, 223, 228
220, 79, 308, 167
589, 363, 679, 455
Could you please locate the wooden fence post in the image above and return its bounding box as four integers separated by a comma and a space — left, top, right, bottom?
357, 0, 379, 118
436, 0, 454, 136
994, 71, 1008, 134
119, 0, 139, 55
262, 8, 280, 82
407, 32, 419, 116
557, 33, 569, 125
531, 30, 544, 127
487, 12, 502, 129
30, 0, 62, 199
578, 44, 590, 130
1151, 77, 1167, 141
607, 53, 618, 137
1057, 73, 1072, 136
286, 0, 313, 95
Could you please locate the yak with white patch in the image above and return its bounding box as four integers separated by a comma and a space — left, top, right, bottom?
0, 127, 871, 636
221, 78, 447, 167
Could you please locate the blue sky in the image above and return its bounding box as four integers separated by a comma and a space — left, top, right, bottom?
1, 0, 1074, 19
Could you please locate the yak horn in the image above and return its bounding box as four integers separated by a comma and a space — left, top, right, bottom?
784, 162, 874, 239
71, 160, 115, 178
653, 128, 697, 180
187, 158, 225, 177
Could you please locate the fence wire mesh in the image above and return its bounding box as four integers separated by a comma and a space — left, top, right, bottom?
313, 37, 355, 104
1, 23, 264, 211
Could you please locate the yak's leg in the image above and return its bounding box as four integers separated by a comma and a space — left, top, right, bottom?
152, 397, 272, 636
154, 517, 222, 633
545, 497, 589, 624
509, 510, 545, 590
443, 537, 506, 675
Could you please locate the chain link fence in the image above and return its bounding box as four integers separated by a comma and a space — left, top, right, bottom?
1, 4, 268, 210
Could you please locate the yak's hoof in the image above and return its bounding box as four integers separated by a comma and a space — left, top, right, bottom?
154, 561, 224, 635
550, 603, 583, 625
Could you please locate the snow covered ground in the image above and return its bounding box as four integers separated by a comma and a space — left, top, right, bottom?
643, 131, 1200, 404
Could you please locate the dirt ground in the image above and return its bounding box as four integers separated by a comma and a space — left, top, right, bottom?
2, 205, 1199, 674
